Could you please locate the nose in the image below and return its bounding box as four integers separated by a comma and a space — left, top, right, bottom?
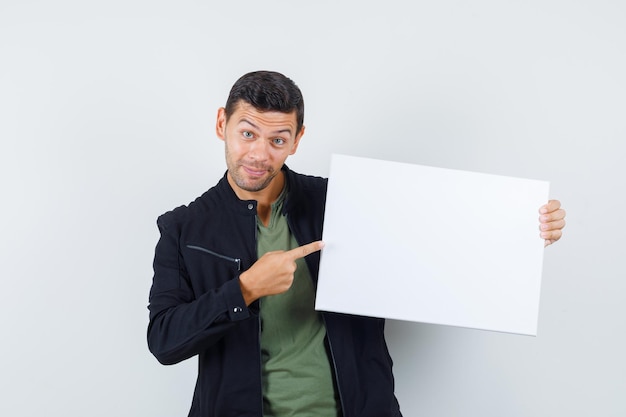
248, 138, 270, 161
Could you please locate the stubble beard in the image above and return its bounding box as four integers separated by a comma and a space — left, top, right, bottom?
226, 147, 277, 193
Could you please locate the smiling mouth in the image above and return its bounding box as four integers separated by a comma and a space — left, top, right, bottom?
242, 165, 269, 177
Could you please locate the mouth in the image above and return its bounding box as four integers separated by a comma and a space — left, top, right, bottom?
242, 165, 269, 178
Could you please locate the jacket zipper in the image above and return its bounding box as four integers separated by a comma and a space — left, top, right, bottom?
254, 213, 265, 416
185, 245, 241, 271
257, 315, 264, 416
321, 314, 347, 416
285, 213, 347, 415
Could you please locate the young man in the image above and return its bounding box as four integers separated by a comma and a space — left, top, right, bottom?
147, 71, 566, 417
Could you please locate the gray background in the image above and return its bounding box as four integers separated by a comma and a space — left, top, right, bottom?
1, 1, 624, 416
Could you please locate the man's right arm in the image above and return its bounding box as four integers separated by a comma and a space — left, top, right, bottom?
146, 218, 250, 365
238, 241, 325, 305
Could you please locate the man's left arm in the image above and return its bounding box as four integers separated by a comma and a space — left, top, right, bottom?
539, 200, 567, 247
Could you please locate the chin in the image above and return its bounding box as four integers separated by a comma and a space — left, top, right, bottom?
229, 165, 279, 193
236, 176, 272, 193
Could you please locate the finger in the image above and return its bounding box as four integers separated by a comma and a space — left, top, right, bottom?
539, 199, 561, 214
540, 218, 566, 232
541, 229, 562, 244
286, 240, 325, 260
544, 239, 557, 247
539, 208, 566, 223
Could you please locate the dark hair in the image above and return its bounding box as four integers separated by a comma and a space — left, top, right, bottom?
224, 70, 305, 134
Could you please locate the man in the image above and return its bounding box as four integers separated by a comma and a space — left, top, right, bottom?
147, 70, 566, 417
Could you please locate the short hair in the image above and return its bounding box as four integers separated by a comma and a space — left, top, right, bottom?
224, 70, 305, 134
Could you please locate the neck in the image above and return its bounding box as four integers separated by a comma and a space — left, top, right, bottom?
228, 170, 285, 225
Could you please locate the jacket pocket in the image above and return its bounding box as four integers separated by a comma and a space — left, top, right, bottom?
186, 244, 241, 271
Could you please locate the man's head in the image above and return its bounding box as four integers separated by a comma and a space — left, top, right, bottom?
216, 71, 306, 200
223, 71, 305, 135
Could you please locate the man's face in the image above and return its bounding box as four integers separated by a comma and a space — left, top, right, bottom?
216, 101, 304, 198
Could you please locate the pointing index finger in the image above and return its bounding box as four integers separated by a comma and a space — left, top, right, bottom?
287, 241, 325, 260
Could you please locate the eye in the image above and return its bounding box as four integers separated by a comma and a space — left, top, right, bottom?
272, 138, 286, 146
242, 131, 254, 139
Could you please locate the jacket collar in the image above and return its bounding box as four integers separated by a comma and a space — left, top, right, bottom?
215, 165, 293, 216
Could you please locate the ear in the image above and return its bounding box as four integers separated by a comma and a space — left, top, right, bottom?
289, 125, 306, 155
216, 107, 227, 141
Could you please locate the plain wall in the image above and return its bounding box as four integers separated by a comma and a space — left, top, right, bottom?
1, 1, 624, 416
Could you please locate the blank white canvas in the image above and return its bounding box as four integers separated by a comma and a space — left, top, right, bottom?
316, 154, 550, 336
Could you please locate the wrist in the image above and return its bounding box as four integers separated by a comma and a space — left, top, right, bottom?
238, 272, 257, 306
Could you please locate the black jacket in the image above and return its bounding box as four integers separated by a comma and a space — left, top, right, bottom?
148, 166, 402, 417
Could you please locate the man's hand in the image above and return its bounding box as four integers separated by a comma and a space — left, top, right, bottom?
239, 241, 325, 305
539, 200, 566, 247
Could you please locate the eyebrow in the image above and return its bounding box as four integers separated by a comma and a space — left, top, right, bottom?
239, 118, 293, 136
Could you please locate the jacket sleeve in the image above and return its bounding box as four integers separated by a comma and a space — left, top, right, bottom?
146, 215, 251, 365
